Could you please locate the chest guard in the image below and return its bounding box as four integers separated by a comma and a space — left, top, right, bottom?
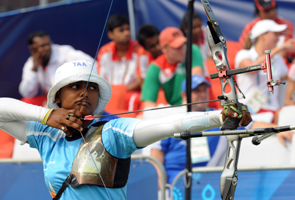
69, 121, 131, 188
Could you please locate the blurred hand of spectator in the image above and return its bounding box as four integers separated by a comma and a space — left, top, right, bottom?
276, 131, 295, 146
29, 43, 43, 71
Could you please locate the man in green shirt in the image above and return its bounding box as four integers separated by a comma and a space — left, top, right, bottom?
141, 27, 204, 108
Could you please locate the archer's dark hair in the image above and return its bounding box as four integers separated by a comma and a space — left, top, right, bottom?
180, 11, 202, 36
27, 31, 49, 45
137, 24, 160, 48
107, 14, 129, 32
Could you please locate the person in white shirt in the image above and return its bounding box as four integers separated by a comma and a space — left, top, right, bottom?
19, 31, 95, 99
235, 20, 295, 115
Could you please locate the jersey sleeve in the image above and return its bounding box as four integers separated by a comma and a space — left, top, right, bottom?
26, 121, 64, 153
101, 118, 141, 159
192, 44, 203, 68
141, 63, 161, 102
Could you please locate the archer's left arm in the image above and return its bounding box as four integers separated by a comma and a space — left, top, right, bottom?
133, 108, 251, 147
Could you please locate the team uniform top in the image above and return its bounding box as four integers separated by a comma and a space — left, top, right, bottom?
27, 117, 140, 200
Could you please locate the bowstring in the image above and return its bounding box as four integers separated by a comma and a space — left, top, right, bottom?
79, 0, 114, 199
81, 0, 114, 103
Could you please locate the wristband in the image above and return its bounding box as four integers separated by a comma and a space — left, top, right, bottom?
42, 109, 54, 125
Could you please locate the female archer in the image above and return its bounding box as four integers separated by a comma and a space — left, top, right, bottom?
0, 60, 251, 199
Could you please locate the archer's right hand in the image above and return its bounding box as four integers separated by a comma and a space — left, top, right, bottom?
46, 108, 83, 136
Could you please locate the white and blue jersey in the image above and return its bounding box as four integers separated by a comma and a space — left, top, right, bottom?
26, 114, 140, 200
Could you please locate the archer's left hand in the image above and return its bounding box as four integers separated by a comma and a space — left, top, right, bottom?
221, 104, 252, 126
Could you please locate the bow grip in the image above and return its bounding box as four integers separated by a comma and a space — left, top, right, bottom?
221, 117, 241, 131
221, 103, 242, 130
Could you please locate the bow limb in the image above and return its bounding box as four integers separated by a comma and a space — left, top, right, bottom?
201, 1, 242, 199
207, 23, 241, 200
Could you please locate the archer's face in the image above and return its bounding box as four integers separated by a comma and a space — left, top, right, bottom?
55, 81, 99, 117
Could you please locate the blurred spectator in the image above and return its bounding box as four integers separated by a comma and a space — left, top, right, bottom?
19, 30, 94, 106
150, 75, 222, 185
284, 61, 295, 106
235, 20, 294, 117
137, 24, 162, 60
141, 27, 204, 109
239, 0, 294, 63
96, 14, 146, 111
180, 11, 211, 65
0, 130, 15, 158
96, 14, 144, 91
180, 10, 219, 109
136, 24, 162, 83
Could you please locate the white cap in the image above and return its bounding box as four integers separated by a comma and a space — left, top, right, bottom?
47, 60, 112, 115
250, 19, 287, 40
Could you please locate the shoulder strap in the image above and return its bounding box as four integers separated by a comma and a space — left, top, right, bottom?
52, 174, 74, 200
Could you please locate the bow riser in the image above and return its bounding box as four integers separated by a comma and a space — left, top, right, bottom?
206, 25, 241, 107
202, 1, 242, 199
